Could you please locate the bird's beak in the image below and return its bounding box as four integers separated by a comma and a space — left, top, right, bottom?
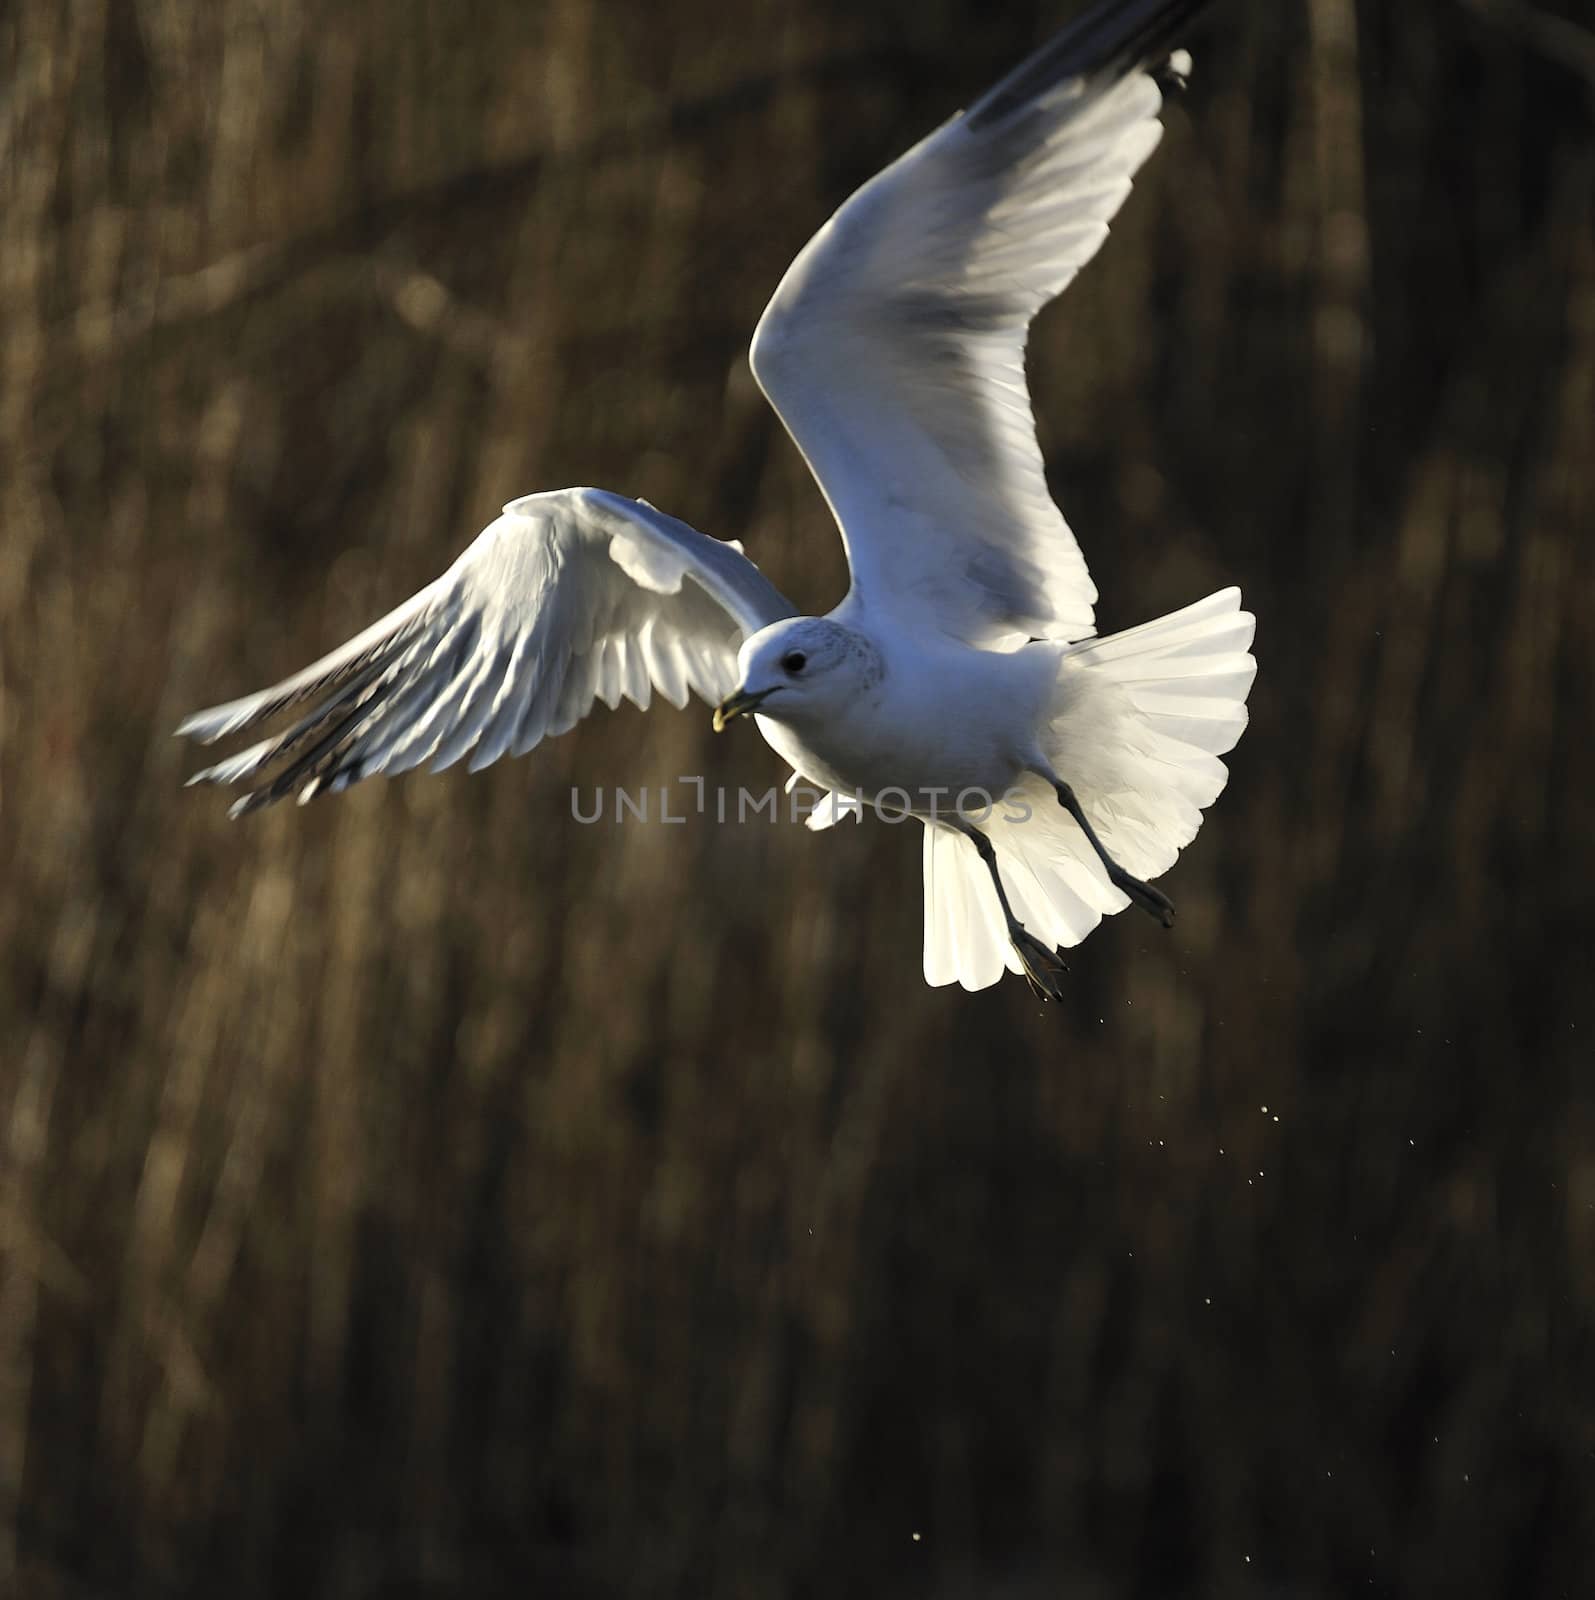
713, 686, 777, 732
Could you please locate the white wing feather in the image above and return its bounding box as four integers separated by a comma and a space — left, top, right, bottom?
751, 0, 1199, 647
177, 488, 795, 814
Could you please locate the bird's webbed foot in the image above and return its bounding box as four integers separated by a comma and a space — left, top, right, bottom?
1051, 779, 1176, 929
1110, 868, 1176, 929
1011, 924, 1070, 1002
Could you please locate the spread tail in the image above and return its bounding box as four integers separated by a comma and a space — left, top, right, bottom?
922, 587, 1256, 990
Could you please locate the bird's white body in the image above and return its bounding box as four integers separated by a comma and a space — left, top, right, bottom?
725, 581, 1251, 988
750, 623, 1057, 809
179, 0, 1254, 996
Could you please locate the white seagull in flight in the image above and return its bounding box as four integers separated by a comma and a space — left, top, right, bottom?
179, 0, 1254, 1000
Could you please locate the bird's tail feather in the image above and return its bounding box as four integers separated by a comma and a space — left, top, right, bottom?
922, 587, 1255, 991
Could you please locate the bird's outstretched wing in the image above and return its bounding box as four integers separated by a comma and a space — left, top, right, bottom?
750, 0, 1207, 648
177, 489, 796, 815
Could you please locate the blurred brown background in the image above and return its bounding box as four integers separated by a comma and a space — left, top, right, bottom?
3, 0, 1593, 1595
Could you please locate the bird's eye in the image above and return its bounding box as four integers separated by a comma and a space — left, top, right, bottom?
781, 651, 807, 675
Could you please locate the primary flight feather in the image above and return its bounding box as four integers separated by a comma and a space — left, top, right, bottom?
178, 0, 1254, 998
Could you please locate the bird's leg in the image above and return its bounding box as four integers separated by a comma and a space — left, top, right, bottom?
1051, 779, 1175, 928
951, 821, 1070, 1002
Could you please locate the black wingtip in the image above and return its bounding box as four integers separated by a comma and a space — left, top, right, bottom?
968, 0, 1213, 129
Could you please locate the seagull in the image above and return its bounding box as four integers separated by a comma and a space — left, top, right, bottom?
177, 0, 1254, 999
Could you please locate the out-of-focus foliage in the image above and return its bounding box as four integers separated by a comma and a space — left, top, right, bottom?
3, 1, 1593, 1595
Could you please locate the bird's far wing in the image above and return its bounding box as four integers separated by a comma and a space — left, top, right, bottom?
749, 0, 1208, 648
176, 488, 797, 815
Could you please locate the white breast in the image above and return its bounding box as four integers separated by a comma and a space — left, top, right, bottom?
754, 635, 1056, 813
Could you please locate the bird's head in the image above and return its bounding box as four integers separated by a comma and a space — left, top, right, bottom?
713, 617, 881, 733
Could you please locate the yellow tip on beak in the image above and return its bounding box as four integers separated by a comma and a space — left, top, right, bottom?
713, 687, 774, 732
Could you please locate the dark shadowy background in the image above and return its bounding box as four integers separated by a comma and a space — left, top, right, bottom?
3, 1, 1593, 1595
